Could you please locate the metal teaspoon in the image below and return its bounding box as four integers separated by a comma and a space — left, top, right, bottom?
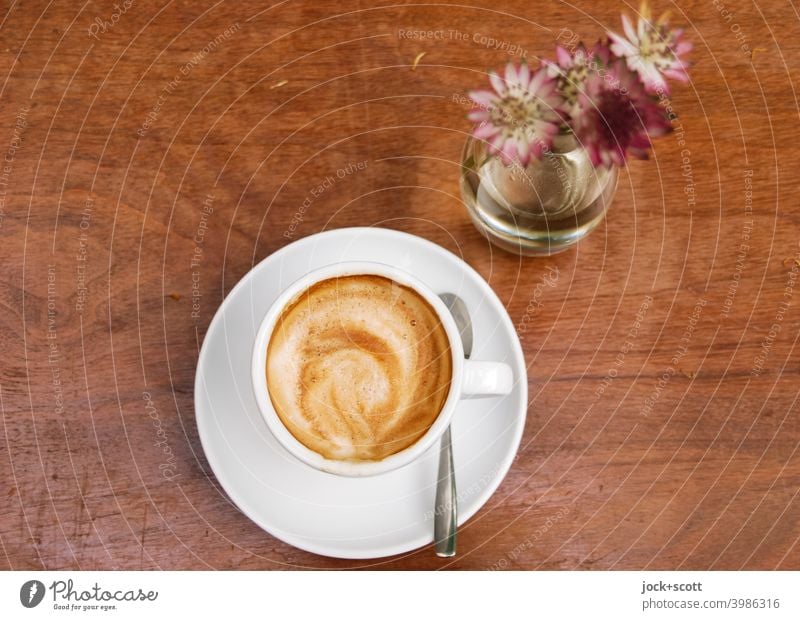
434, 293, 473, 557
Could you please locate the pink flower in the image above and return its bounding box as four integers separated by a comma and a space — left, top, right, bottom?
608, 1, 692, 94
546, 42, 610, 115
468, 62, 565, 166
571, 58, 671, 167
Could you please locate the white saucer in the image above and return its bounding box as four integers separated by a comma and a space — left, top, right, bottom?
194, 227, 527, 559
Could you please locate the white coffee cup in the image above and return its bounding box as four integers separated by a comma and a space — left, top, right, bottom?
251, 261, 514, 476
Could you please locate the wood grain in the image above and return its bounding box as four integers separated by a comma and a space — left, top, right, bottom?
0, 0, 799, 569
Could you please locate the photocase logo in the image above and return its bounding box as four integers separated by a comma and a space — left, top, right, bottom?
20, 580, 45, 608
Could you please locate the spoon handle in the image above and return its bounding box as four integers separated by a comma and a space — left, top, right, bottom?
434, 425, 457, 557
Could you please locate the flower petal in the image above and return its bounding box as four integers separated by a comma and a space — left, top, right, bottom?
489, 133, 506, 154
504, 62, 519, 86
489, 70, 506, 95
556, 45, 572, 67
608, 32, 638, 57
516, 138, 531, 164
518, 61, 531, 89
662, 68, 689, 82
636, 13, 648, 40
468, 110, 490, 122
641, 64, 669, 93
640, 0, 653, 22
545, 61, 562, 79
500, 139, 518, 164
468, 90, 498, 106
526, 67, 546, 94
622, 14, 638, 43
473, 122, 500, 139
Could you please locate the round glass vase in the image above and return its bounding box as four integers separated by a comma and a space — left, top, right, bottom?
460, 133, 618, 256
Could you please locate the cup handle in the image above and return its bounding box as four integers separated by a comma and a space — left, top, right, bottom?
460, 360, 514, 398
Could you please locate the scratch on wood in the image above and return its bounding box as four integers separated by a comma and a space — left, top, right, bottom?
140, 503, 148, 568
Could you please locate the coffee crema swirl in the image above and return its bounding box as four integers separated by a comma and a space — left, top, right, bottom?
266, 275, 452, 461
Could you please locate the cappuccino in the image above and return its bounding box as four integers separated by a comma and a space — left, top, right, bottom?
266, 275, 452, 461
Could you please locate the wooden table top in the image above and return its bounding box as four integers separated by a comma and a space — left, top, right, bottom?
1, 0, 798, 570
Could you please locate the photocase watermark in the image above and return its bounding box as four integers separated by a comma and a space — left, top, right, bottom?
488, 506, 571, 570
555, 27, 580, 51
20, 580, 45, 608
751, 248, 798, 377
284, 159, 368, 239
75, 194, 93, 314
423, 462, 501, 521
473, 32, 528, 58
641, 297, 706, 417
46, 265, 65, 417
189, 194, 214, 323
22, 578, 157, 612
651, 84, 696, 211
552, 29, 634, 98
0, 104, 30, 230
142, 392, 181, 482
677, 143, 696, 210
397, 28, 529, 58
398, 28, 470, 42
87, 0, 134, 41
516, 266, 559, 334
721, 169, 753, 318
138, 22, 241, 137
710, 0, 752, 57
595, 295, 653, 400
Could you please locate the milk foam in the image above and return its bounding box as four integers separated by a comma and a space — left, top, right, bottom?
266, 275, 452, 461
